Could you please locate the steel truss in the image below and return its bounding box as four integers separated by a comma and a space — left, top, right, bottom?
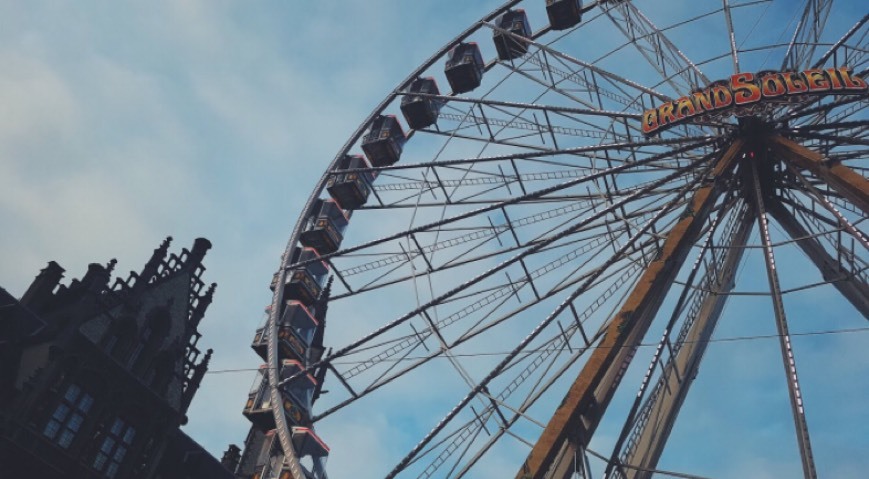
243, 2, 869, 479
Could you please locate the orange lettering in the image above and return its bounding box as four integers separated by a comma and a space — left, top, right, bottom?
732, 73, 761, 105
658, 102, 677, 125
711, 85, 732, 109
826, 68, 844, 89
760, 73, 786, 97
675, 97, 696, 119
642, 109, 659, 134
803, 69, 829, 92
781, 72, 808, 94
692, 89, 714, 112
838, 67, 868, 90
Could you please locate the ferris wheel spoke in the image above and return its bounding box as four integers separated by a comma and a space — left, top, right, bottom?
767, 199, 869, 317
770, 135, 869, 215
405, 92, 644, 121
335, 186, 675, 285
293, 141, 716, 278
812, 14, 869, 68
779, 188, 869, 283
290, 158, 713, 405
385, 144, 735, 479
512, 140, 742, 479
602, 0, 710, 97
788, 131, 869, 147
783, 88, 868, 126
499, 23, 674, 105
748, 158, 819, 479
606, 199, 752, 479
335, 135, 714, 179
723, 0, 741, 73
316, 243, 655, 425
330, 205, 680, 308
781, 0, 833, 70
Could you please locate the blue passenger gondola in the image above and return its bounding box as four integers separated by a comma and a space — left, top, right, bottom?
546, 0, 583, 30
401, 77, 445, 130
361, 115, 407, 167
326, 154, 375, 210
299, 199, 349, 254
284, 247, 329, 307
493, 9, 532, 60
445, 42, 485, 94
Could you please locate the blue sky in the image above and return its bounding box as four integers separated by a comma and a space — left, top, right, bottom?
1, 1, 867, 478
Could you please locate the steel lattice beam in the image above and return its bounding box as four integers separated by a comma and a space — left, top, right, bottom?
769, 135, 869, 214
604, 1, 710, 96
767, 200, 869, 318
747, 156, 818, 479
618, 206, 754, 479
781, 0, 833, 71
515, 140, 744, 479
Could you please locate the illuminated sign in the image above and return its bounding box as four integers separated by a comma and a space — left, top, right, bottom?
641, 67, 868, 136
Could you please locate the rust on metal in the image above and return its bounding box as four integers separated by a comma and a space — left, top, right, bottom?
515, 140, 745, 479
768, 134, 869, 213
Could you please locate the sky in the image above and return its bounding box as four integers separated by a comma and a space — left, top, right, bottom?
0, 1, 867, 478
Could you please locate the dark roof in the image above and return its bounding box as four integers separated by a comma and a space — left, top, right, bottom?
157, 429, 235, 479
0, 287, 46, 345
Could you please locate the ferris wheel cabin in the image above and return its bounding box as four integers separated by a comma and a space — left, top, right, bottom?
493, 9, 531, 60
283, 247, 329, 307
400, 77, 445, 130
361, 114, 407, 167
299, 198, 350, 254
326, 154, 375, 210
546, 0, 583, 30
251, 300, 320, 363
280, 360, 318, 413
243, 364, 314, 431
445, 42, 485, 94
244, 428, 328, 479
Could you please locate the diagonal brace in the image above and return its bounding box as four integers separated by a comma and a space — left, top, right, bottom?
769, 135, 869, 213
515, 140, 744, 479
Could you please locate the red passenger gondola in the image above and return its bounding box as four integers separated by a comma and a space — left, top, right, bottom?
546, 0, 583, 30
361, 115, 407, 167
299, 199, 349, 254
493, 9, 532, 60
326, 154, 376, 210
400, 77, 445, 130
445, 42, 484, 94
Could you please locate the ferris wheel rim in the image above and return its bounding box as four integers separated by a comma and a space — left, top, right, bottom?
255, 1, 869, 478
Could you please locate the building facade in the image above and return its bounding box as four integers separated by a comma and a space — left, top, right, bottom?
0, 237, 232, 478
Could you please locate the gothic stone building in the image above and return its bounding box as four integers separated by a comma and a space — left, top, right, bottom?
0, 237, 233, 478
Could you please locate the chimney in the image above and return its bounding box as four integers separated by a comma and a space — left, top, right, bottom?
20, 261, 65, 311
185, 238, 212, 270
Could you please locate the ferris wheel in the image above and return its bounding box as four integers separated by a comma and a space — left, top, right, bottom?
238, 1, 868, 478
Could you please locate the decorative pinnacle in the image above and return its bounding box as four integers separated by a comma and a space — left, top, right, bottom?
106, 258, 118, 273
